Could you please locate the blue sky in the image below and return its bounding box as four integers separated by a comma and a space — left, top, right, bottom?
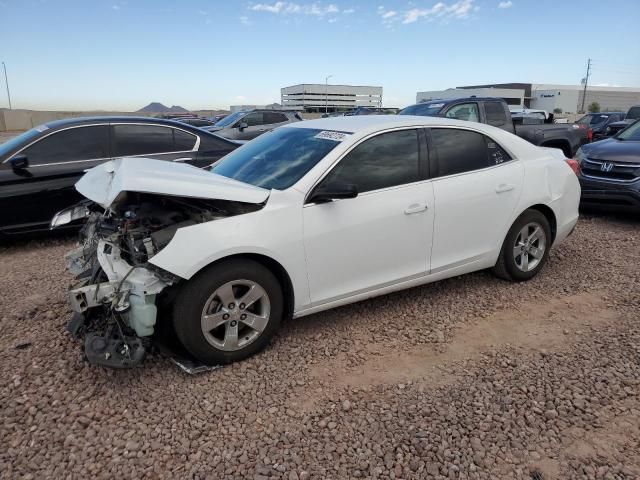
1, 0, 639, 111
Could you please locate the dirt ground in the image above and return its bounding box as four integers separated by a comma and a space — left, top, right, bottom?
1, 214, 639, 479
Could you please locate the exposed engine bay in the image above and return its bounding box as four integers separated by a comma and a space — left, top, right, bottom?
62, 193, 263, 369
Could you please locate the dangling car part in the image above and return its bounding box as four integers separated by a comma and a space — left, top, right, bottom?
56, 157, 268, 368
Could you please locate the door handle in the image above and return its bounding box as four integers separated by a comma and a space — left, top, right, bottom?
172, 157, 192, 162
404, 203, 428, 215
495, 184, 515, 193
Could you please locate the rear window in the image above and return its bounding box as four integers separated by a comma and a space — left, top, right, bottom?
399, 103, 445, 117
484, 101, 508, 127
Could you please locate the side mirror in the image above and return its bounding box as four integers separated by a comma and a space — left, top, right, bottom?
308, 183, 358, 204
238, 122, 248, 131
10, 154, 29, 170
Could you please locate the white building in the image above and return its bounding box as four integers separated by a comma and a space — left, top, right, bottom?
281, 84, 383, 113
417, 83, 640, 114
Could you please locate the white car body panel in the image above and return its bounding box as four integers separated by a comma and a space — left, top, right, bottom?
95, 115, 578, 319
76, 157, 269, 208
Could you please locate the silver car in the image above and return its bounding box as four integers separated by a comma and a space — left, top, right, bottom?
203, 109, 302, 140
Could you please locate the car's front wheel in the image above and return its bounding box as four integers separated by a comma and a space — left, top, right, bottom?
492, 209, 552, 282
173, 259, 283, 365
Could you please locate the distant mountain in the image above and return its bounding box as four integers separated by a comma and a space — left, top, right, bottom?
137, 102, 189, 113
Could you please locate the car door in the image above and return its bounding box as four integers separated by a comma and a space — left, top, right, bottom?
428, 127, 523, 273
235, 112, 267, 140
0, 125, 110, 233
111, 123, 199, 165
302, 128, 434, 305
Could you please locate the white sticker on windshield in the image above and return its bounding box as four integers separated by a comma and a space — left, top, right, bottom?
429, 103, 445, 108
35, 125, 49, 132
314, 130, 350, 141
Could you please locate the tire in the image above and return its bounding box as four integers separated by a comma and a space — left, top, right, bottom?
492, 209, 552, 282
173, 259, 283, 365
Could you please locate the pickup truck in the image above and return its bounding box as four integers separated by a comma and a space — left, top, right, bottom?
400, 97, 590, 157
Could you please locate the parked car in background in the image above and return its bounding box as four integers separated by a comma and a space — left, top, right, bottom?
577, 112, 626, 140
57, 115, 579, 368
203, 109, 302, 140
175, 117, 217, 128
209, 114, 228, 123
400, 97, 589, 157
604, 105, 640, 137
575, 118, 640, 211
0, 117, 239, 236
344, 107, 400, 116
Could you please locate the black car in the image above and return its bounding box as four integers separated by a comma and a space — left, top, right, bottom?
576, 112, 626, 140
576, 119, 640, 211
603, 105, 640, 137
0, 117, 239, 236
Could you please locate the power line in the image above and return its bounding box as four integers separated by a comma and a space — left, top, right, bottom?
2, 62, 11, 110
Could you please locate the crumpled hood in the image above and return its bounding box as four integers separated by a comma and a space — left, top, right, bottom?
76, 157, 270, 208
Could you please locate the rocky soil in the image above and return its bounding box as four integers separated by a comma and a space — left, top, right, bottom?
1, 214, 639, 480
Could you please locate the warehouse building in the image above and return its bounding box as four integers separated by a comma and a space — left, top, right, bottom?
281, 84, 383, 113
417, 83, 640, 114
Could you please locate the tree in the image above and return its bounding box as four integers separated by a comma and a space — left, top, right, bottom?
588, 102, 600, 113
553, 107, 563, 114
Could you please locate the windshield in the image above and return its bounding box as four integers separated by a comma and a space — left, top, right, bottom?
399, 102, 444, 117
617, 120, 640, 141
212, 127, 343, 190
0, 127, 43, 158
214, 111, 245, 127
578, 114, 610, 125
627, 106, 640, 120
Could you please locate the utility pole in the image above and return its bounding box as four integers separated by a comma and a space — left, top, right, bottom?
325, 75, 333, 114
580, 58, 591, 113
2, 62, 12, 110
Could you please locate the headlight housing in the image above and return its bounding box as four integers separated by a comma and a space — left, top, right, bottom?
50, 204, 91, 229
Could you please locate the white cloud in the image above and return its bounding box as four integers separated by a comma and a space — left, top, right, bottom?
378, 0, 474, 25
498, 1, 513, 8
112, 4, 120, 10
236, 95, 247, 101
250, 2, 341, 17
239, 15, 252, 26
342, 8, 355, 14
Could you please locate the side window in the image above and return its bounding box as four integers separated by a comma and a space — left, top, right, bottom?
23, 125, 109, 165
173, 129, 198, 150
485, 138, 512, 165
484, 101, 508, 127
431, 128, 508, 176
264, 112, 288, 124
321, 129, 420, 193
444, 103, 479, 122
112, 125, 176, 156
242, 112, 265, 127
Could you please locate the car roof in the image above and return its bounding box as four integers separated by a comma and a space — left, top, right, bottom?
288, 114, 488, 134
42, 116, 194, 129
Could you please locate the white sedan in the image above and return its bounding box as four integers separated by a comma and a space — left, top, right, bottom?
58, 115, 580, 367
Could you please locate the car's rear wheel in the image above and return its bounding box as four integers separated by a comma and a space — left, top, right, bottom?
173, 259, 283, 365
492, 209, 552, 282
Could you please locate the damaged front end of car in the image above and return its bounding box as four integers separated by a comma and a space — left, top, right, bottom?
55, 158, 269, 368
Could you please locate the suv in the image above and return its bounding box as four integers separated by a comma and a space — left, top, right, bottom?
204, 109, 302, 140
576, 117, 640, 211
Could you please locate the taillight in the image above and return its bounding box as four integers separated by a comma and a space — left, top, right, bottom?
587, 128, 593, 142
565, 159, 580, 175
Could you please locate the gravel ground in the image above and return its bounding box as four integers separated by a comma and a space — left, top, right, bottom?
1, 214, 639, 480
